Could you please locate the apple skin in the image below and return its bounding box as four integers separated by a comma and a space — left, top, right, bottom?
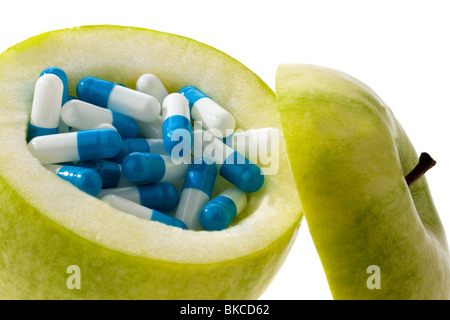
0, 26, 302, 299
277, 64, 450, 299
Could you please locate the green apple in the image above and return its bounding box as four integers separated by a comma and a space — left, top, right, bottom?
277, 64, 450, 299
0, 26, 302, 299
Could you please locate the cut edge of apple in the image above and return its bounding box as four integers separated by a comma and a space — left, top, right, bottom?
0, 25, 302, 266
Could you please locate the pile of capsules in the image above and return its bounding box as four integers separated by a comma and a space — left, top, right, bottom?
27, 67, 272, 231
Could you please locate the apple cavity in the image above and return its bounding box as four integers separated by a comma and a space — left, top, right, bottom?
0, 26, 302, 299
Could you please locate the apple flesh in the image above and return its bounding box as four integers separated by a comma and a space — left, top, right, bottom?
277, 64, 450, 299
0, 26, 302, 299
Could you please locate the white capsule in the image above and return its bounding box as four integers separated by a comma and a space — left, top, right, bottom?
136, 74, 169, 105
27, 74, 64, 141
61, 99, 138, 138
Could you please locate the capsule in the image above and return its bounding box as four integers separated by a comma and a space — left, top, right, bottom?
76, 76, 161, 122
194, 129, 264, 193
199, 187, 247, 231
174, 158, 217, 230
109, 138, 167, 163
97, 183, 179, 213
179, 86, 235, 138
161, 93, 192, 160
121, 152, 188, 185
45, 164, 102, 196
39, 67, 69, 105
136, 73, 168, 105
27, 129, 122, 165
102, 195, 187, 230
61, 99, 138, 138
77, 160, 133, 189
27, 74, 64, 142
40, 67, 71, 135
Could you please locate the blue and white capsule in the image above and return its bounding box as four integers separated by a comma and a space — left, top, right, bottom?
199, 187, 247, 231
27, 74, 64, 142
179, 86, 235, 138
110, 138, 167, 163
45, 164, 102, 196
194, 129, 264, 193
161, 93, 192, 160
102, 195, 187, 229
40, 67, 70, 105
27, 128, 122, 164
97, 183, 179, 213
61, 99, 139, 138
76, 76, 161, 122
174, 158, 217, 230
122, 152, 188, 185
78, 160, 133, 189
136, 73, 169, 105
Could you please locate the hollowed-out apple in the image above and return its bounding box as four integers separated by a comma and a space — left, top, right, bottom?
0, 25, 302, 299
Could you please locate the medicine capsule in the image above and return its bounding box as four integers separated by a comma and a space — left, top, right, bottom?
97, 183, 179, 213
179, 86, 235, 138
76, 76, 161, 122
40, 67, 69, 105
61, 99, 139, 138
136, 115, 163, 139
136, 73, 169, 105
102, 195, 187, 230
45, 164, 102, 196
77, 160, 133, 189
174, 158, 217, 230
122, 152, 188, 185
161, 93, 192, 159
109, 138, 167, 163
27, 129, 122, 165
27, 74, 64, 142
199, 187, 247, 231
194, 129, 264, 193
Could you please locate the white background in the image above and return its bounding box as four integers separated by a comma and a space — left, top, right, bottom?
1, 0, 449, 300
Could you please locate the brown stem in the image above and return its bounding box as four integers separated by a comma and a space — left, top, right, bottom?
405, 152, 436, 186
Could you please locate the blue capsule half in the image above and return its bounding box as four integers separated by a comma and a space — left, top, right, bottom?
122, 152, 166, 183
56, 165, 102, 196
182, 158, 217, 196
78, 160, 131, 189
121, 152, 188, 185
199, 195, 237, 231
220, 151, 265, 193
77, 129, 122, 161
109, 138, 151, 163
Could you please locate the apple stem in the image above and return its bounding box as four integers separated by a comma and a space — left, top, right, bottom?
405, 152, 436, 186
